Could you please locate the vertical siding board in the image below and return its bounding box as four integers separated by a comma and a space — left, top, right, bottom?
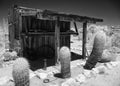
10, 9, 71, 60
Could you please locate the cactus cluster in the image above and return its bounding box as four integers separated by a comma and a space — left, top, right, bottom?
12, 57, 30, 86
84, 30, 106, 70
59, 46, 71, 78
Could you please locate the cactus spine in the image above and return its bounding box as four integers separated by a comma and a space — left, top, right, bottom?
12, 57, 30, 86
59, 46, 71, 78
84, 30, 106, 70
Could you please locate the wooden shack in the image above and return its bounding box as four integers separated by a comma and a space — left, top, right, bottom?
8, 5, 103, 64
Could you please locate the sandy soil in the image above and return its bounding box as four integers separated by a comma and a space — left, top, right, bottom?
81, 56, 120, 86
0, 36, 120, 86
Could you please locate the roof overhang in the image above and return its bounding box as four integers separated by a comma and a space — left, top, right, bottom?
14, 5, 103, 23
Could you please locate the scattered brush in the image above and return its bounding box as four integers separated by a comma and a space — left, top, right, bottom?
59, 46, 71, 78
12, 57, 30, 86
3, 51, 17, 61
112, 33, 120, 48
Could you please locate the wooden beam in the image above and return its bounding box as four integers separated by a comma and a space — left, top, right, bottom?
82, 22, 87, 59
55, 17, 60, 65
21, 32, 78, 36
74, 22, 78, 33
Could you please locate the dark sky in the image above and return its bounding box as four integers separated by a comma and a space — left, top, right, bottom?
0, 0, 120, 26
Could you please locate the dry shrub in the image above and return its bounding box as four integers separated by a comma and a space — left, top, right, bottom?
112, 33, 120, 48
110, 46, 120, 53
3, 51, 17, 61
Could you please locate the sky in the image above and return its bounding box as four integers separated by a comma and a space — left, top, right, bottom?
0, 0, 120, 26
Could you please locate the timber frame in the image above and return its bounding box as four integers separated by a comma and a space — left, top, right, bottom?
8, 5, 103, 64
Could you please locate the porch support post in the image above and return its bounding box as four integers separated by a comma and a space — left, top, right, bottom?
55, 17, 60, 65
82, 21, 87, 59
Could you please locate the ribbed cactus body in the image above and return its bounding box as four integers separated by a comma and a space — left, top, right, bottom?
84, 31, 106, 70
59, 46, 71, 78
12, 57, 30, 86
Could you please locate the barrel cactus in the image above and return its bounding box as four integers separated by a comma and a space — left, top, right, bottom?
59, 46, 71, 78
84, 30, 106, 70
12, 57, 30, 86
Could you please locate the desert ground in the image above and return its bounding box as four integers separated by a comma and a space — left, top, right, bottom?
0, 25, 120, 86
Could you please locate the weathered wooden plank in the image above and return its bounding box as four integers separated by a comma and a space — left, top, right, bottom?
21, 32, 78, 36
74, 22, 78, 33
19, 14, 23, 56
55, 17, 60, 65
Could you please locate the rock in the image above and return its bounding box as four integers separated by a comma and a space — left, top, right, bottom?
29, 72, 36, 79
96, 66, 106, 74
80, 61, 86, 66
92, 68, 99, 74
104, 63, 113, 69
36, 72, 48, 79
62, 78, 77, 86
61, 82, 69, 86
110, 61, 120, 67
75, 74, 86, 84
83, 70, 92, 78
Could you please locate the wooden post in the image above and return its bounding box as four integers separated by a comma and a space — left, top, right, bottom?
19, 13, 23, 56
55, 17, 60, 65
82, 22, 87, 59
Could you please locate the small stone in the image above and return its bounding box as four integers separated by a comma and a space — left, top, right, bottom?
61, 82, 69, 86
96, 66, 106, 74
104, 63, 113, 69
48, 72, 54, 77
76, 63, 80, 66
110, 61, 120, 67
92, 68, 99, 74
91, 70, 97, 77
62, 78, 77, 86
53, 70, 59, 74
66, 78, 76, 83
37, 73, 48, 79
80, 61, 86, 66
75, 74, 86, 84
29, 72, 36, 79
83, 70, 92, 78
